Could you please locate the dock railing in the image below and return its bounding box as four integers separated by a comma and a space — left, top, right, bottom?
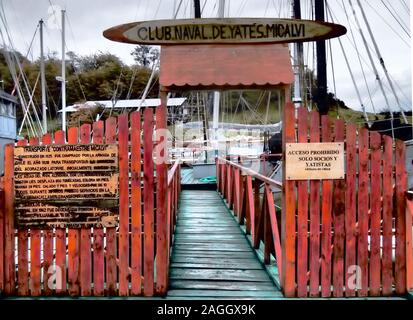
216, 156, 283, 287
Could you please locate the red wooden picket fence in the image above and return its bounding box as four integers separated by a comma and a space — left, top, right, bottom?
0, 108, 181, 296
216, 157, 283, 282
281, 103, 412, 298
217, 102, 413, 298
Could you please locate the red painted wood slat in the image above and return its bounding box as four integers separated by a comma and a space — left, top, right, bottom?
130, 112, 142, 296
67, 127, 80, 296
16, 139, 29, 296
4, 144, 15, 294
143, 108, 155, 296
344, 123, 357, 297
395, 139, 407, 295
54, 130, 67, 294
282, 102, 296, 297
28, 137, 41, 296
105, 117, 118, 296
297, 107, 309, 298
155, 104, 168, 295
118, 114, 130, 296
382, 136, 393, 296
332, 120, 345, 298
309, 111, 321, 297
357, 128, 369, 297
41, 134, 54, 296
92, 121, 105, 296
321, 116, 333, 298
80, 124, 92, 296
369, 132, 382, 296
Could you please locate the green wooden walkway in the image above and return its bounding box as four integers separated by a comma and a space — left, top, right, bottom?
167, 190, 283, 299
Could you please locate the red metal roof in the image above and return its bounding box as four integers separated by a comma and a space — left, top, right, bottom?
160, 44, 294, 90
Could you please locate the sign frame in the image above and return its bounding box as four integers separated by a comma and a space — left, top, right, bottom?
103, 18, 347, 45
285, 142, 345, 181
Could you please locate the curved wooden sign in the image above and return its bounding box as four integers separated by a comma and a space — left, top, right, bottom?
103, 18, 347, 45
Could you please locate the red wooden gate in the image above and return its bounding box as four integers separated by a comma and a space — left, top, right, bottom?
282, 102, 412, 298
0, 108, 181, 296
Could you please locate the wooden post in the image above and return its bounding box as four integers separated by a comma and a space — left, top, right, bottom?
282, 102, 296, 297
4, 144, 15, 295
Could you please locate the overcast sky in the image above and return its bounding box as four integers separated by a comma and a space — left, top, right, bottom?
0, 0, 411, 114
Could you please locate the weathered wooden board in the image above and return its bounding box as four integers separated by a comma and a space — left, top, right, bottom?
104, 18, 347, 45
13, 144, 119, 228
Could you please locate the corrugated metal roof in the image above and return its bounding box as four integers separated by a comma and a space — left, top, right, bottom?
160, 44, 294, 90
60, 97, 187, 113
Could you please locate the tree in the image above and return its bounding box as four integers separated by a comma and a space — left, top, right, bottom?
131, 45, 159, 67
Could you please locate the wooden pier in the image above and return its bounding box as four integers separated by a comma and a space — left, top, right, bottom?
167, 190, 282, 299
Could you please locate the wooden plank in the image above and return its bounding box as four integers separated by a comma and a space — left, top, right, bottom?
92, 121, 105, 297
332, 120, 345, 298
80, 124, 92, 296
54, 130, 67, 295
105, 117, 117, 295
167, 289, 282, 298
67, 127, 80, 296
357, 128, 369, 297
130, 111, 142, 296
118, 113, 129, 296
309, 111, 321, 297
169, 280, 277, 291
369, 131, 382, 296
172, 251, 256, 259
282, 102, 296, 297
169, 268, 271, 282
395, 139, 407, 295
321, 116, 333, 298
382, 135, 393, 296
16, 139, 29, 296
4, 143, 15, 294
143, 108, 155, 296
28, 137, 41, 296
156, 104, 168, 295
344, 123, 357, 297
297, 107, 309, 298
41, 134, 54, 296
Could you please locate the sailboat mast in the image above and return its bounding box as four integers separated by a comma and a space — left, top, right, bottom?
61, 9, 66, 133
213, 0, 225, 155
315, 0, 328, 115
39, 19, 47, 134
292, 0, 303, 109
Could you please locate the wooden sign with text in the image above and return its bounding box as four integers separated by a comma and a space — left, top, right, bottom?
103, 18, 347, 45
14, 144, 119, 229
285, 143, 345, 180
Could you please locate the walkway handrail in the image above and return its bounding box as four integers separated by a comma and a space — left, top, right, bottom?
217, 157, 283, 189
168, 160, 181, 186
166, 160, 181, 281
216, 156, 283, 286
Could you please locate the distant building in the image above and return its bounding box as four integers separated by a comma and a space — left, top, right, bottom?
60, 98, 189, 123
0, 90, 17, 174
